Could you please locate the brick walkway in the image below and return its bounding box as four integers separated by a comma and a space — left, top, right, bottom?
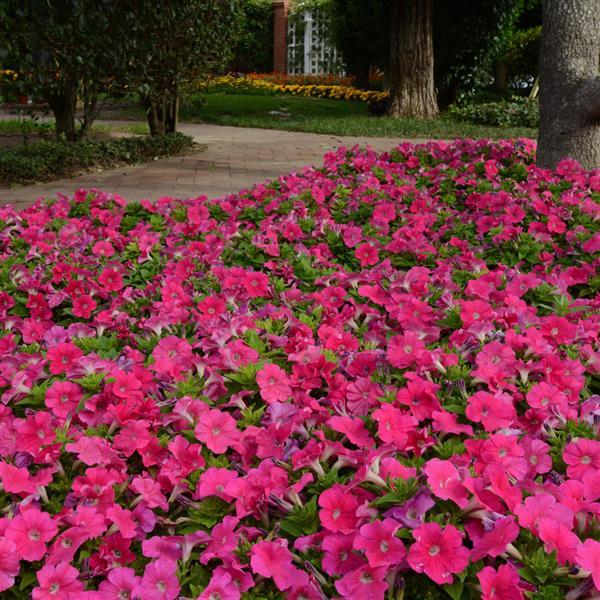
1, 122, 427, 208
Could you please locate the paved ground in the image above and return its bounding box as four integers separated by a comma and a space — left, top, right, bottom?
1, 122, 427, 208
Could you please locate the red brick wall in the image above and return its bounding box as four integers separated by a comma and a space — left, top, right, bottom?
273, 0, 289, 73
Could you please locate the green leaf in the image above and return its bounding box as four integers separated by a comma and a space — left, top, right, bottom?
280, 497, 319, 537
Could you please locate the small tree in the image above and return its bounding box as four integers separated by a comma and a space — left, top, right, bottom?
123, 0, 241, 136
0, 0, 124, 140
537, 0, 600, 169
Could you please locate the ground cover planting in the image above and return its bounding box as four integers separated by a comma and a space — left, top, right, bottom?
0, 139, 598, 599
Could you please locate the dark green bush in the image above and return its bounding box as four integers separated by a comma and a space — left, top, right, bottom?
447, 97, 538, 128
230, 0, 274, 73
0, 132, 194, 186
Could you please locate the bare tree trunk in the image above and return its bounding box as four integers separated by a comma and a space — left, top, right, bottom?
80, 84, 100, 139
537, 0, 600, 169
47, 88, 77, 141
387, 0, 438, 119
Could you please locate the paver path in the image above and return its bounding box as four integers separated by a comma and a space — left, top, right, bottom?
1, 122, 428, 208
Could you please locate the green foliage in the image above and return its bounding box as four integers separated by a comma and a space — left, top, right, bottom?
230, 0, 274, 73
0, 133, 193, 186
448, 97, 539, 128
327, 0, 389, 87
280, 497, 319, 537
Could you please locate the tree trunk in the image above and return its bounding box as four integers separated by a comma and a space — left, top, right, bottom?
165, 94, 179, 134
80, 85, 100, 139
47, 88, 77, 141
494, 61, 508, 93
146, 95, 166, 136
353, 64, 371, 91
537, 0, 600, 169
387, 0, 438, 119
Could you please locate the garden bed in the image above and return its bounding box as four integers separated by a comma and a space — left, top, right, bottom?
0, 139, 598, 598
0, 132, 194, 187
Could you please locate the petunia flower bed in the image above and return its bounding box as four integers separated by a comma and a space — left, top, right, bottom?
0, 138, 599, 600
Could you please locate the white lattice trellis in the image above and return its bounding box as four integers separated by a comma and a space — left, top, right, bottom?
287, 9, 342, 75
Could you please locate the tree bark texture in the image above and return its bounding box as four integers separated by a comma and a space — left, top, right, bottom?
537, 0, 600, 169
47, 88, 77, 141
387, 0, 438, 119
146, 91, 180, 136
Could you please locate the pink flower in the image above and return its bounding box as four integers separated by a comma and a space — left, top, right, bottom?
131, 476, 168, 510
151, 335, 194, 380
353, 518, 406, 567
0, 537, 19, 592
243, 271, 269, 297
198, 572, 241, 600
478, 564, 524, 600
135, 559, 180, 600
106, 505, 137, 539
196, 467, 238, 501
466, 391, 516, 431
72, 294, 97, 319
423, 459, 469, 508
194, 409, 238, 454
538, 517, 580, 564
6, 507, 58, 562
335, 565, 388, 600
318, 485, 359, 534
563, 438, 600, 479
372, 404, 418, 451
465, 516, 519, 561
355, 243, 379, 267
98, 267, 124, 292
32, 562, 84, 600
256, 363, 292, 403
407, 523, 469, 585
45, 381, 83, 419
99, 567, 142, 600
250, 539, 298, 591
576, 539, 600, 591
387, 331, 426, 370
46, 342, 83, 375
200, 516, 239, 564
321, 534, 364, 576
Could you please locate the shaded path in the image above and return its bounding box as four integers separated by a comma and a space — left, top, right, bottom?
1, 122, 427, 208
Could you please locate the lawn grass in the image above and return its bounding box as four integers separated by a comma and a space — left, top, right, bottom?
179, 91, 538, 140
0, 118, 149, 136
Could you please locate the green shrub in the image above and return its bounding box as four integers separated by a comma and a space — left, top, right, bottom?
0, 132, 194, 186
230, 0, 274, 73
447, 97, 539, 128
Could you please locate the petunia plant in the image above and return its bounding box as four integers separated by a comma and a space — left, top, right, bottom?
0, 138, 598, 599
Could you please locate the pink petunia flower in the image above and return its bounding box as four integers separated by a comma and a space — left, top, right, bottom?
250, 539, 298, 591
32, 562, 84, 600
335, 564, 388, 600
423, 459, 470, 508
576, 539, 600, 591
477, 564, 524, 600
6, 507, 58, 562
256, 363, 292, 403
355, 243, 379, 267
466, 391, 516, 431
318, 485, 359, 534
353, 518, 406, 568
45, 381, 83, 419
198, 572, 241, 600
46, 342, 83, 375
195, 467, 238, 501
194, 409, 238, 454
243, 271, 269, 297
72, 294, 97, 319
134, 559, 180, 600
407, 522, 469, 585
99, 567, 142, 599
563, 438, 600, 480
0, 537, 19, 592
